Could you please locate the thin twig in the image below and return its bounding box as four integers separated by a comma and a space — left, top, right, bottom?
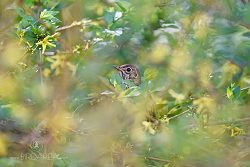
65, 127, 87, 136
154, 3, 168, 7
238, 22, 250, 30
37, 0, 41, 18
146, 156, 170, 163
56, 21, 85, 32
169, 109, 191, 120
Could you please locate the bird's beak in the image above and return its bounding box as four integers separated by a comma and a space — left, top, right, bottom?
113, 65, 120, 71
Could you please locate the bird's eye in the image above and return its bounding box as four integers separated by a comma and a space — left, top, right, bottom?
126, 67, 132, 72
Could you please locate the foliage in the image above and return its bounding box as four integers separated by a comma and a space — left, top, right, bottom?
0, 0, 250, 166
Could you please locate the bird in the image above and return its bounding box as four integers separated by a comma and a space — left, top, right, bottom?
113, 64, 141, 86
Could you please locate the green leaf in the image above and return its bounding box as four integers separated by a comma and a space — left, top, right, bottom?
19, 15, 36, 28
116, 1, 131, 12
240, 87, 249, 97
109, 72, 123, 91
227, 86, 234, 99
16, 7, 26, 17
104, 11, 115, 25
24, 0, 34, 7
233, 86, 241, 98
0, 102, 12, 119
40, 10, 61, 24
124, 87, 141, 97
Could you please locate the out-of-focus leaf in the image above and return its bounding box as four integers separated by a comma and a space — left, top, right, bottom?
0, 102, 11, 119
227, 126, 245, 137
144, 68, 159, 81
40, 10, 61, 23
124, 87, 141, 97
227, 86, 234, 99
142, 121, 156, 135
104, 10, 115, 24
116, 1, 131, 12
0, 134, 8, 156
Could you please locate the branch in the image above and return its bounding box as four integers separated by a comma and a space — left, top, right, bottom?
56, 20, 85, 32
146, 156, 170, 163
169, 109, 191, 120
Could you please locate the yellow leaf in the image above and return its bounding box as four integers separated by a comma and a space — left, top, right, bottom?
170, 47, 191, 74
43, 68, 51, 77
36, 34, 57, 54
193, 12, 212, 41
168, 89, 185, 102
228, 126, 245, 137
197, 62, 212, 88
193, 97, 216, 114
142, 121, 156, 135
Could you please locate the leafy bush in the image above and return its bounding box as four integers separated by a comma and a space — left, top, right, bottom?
0, 0, 250, 166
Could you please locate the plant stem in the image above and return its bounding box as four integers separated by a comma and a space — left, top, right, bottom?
56, 21, 85, 32
39, 49, 44, 85
146, 156, 170, 163
169, 109, 191, 120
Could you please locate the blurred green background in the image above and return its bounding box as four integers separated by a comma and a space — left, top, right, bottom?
0, 0, 250, 166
